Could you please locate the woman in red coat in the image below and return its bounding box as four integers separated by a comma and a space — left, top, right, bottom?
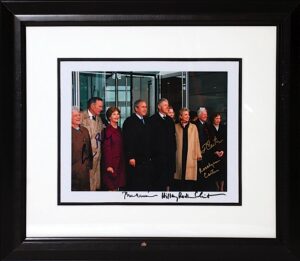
102, 107, 126, 191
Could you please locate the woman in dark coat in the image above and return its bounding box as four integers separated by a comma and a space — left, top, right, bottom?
102, 107, 126, 191
210, 113, 227, 191
71, 108, 93, 191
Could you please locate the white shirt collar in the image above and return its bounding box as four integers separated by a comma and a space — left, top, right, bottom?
159, 112, 166, 119
181, 122, 189, 128
88, 109, 95, 119
214, 124, 219, 131
135, 113, 143, 120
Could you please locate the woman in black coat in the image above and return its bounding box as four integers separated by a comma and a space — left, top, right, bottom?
210, 113, 227, 191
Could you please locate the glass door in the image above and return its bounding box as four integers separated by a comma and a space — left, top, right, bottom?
72, 71, 157, 126
116, 73, 131, 126
160, 72, 187, 120
132, 74, 156, 116
104, 72, 132, 126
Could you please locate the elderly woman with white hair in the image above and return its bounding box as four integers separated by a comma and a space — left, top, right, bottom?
71, 106, 93, 191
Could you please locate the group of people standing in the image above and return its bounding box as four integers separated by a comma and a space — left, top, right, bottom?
71, 97, 226, 192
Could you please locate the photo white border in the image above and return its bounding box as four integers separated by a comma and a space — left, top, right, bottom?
59, 60, 240, 204
26, 26, 276, 238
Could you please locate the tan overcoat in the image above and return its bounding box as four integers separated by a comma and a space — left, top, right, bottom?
174, 123, 201, 181
80, 110, 104, 190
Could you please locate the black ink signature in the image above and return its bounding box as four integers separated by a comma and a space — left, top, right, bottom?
161, 191, 226, 202
81, 144, 97, 164
95, 132, 101, 149
122, 191, 159, 200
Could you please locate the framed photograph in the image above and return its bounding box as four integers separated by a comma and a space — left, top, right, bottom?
59, 58, 241, 205
1, 0, 299, 260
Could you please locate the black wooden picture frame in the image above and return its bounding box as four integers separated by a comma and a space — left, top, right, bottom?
1, 0, 299, 260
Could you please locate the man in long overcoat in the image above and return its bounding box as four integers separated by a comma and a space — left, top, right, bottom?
123, 99, 153, 191
149, 98, 176, 191
80, 97, 104, 191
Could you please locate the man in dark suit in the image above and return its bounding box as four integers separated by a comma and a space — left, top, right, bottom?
195, 107, 210, 146
195, 107, 216, 191
123, 99, 153, 191
149, 98, 176, 191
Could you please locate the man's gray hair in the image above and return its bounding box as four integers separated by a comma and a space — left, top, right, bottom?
197, 107, 207, 116
72, 106, 80, 113
157, 98, 169, 108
